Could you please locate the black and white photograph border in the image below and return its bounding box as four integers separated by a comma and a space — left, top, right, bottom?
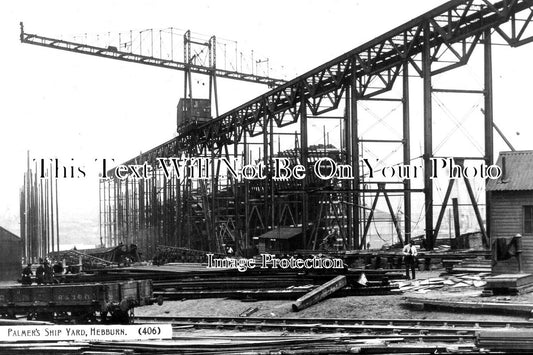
2, 0, 533, 353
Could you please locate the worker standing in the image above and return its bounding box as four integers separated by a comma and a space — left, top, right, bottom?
402, 241, 418, 280
21, 263, 33, 285
43, 259, 54, 284
53, 261, 64, 275
36, 260, 45, 285
53, 261, 64, 283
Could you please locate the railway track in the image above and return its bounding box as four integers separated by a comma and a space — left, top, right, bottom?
4, 317, 529, 353
134, 315, 533, 330
128, 316, 533, 353
134, 315, 533, 342
126, 316, 533, 353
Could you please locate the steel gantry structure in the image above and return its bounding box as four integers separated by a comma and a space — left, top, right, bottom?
19, 21, 288, 256
21, 0, 533, 256
20, 23, 286, 88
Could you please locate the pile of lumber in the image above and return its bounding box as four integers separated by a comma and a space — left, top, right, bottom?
63, 335, 468, 355
483, 273, 533, 296
392, 273, 488, 293
153, 245, 224, 264
405, 297, 533, 317
442, 258, 491, 274
478, 330, 533, 352
48, 244, 141, 270
342, 249, 490, 271
153, 268, 400, 301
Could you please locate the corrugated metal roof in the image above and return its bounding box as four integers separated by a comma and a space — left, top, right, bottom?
487, 151, 533, 191
258, 227, 302, 240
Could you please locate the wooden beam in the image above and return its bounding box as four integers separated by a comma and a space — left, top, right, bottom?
292, 275, 347, 311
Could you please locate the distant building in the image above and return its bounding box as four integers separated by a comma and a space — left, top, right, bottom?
0, 226, 22, 281
257, 227, 303, 254
487, 151, 533, 273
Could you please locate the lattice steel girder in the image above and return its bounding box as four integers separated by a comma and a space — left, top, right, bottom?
494, 6, 533, 45
19, 24, 287, 88
175, 0, 533, 151
115, 0, 533, 168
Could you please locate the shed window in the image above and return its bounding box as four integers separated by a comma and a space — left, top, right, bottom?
524, 206, 533, 235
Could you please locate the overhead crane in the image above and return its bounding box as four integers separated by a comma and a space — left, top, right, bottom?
19, 23, 286, 88
19, 22, 287, 254
20, 0, 533, 255
171, 0, 533, 251
20, 22, 287, 136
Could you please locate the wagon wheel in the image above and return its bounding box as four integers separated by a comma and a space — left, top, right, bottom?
36, 311, 54, 322
87, 311, 98, 323
27, 311, 37, 321
2, 310, 16, 319
71, 310, 96, 324
100, 311, 108, 324
109, 310, 130, 324
55, 311, 70, 323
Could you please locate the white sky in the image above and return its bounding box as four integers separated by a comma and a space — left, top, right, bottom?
1, 0, 532, 245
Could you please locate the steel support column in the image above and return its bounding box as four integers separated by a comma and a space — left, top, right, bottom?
233, 125, 241, 252
210, 153, 216, 251
243, 132, 250, 248
484, 29, 494, 242
403, 61, 411, 244
175, 175, 181, 248
126, 176, 130, 244
344, 89, 353, 249
351, 73, 360, 249
423, 23, 434, 250
300, 97, 309, 247
263, 114, 270, 233
270, 115, 276, 231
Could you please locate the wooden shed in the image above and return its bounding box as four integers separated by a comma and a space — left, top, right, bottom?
257, 227, 304, 254
487, 151, 533, 274
0, 226, 22, 281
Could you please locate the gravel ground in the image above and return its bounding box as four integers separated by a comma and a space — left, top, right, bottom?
137, 270, 531, 322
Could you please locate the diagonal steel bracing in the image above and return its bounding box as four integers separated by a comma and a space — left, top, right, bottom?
21, 0, 533, 253
98, 0, 533, 252
118, 0, 533, 163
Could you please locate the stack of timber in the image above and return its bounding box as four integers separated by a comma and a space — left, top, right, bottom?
482, 273, 533, 296
392, 274, 488, 293
49, 261, 402, 301
153, 245, 224, 264
339, 249, 490, 271
152, 268, 400, 301
404, 297, 533, 317
1, 335, 475, 354
48, 244, 140, 270
478, 330, 533, 353
442, 257, 492, 274
94, 264, 400, 301
47, 249, 112, 270
393, 278, 447, 293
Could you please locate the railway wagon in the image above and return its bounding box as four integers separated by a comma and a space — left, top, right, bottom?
0, 279, 162, 323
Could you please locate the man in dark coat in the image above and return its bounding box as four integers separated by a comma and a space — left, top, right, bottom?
36, 261, 45, 285
43, 259, 54, 284
22, 263, 33, 285
53, 261, 64, 275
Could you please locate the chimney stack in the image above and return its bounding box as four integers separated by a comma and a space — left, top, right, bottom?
501, 156, 508, 183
